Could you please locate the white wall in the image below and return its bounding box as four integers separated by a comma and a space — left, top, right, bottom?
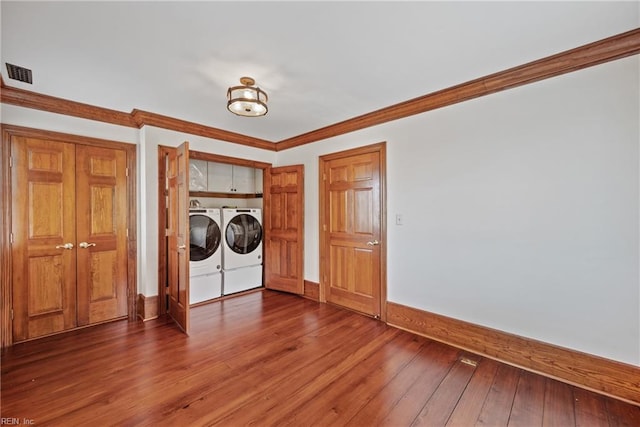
2, 56, 638, 367
138, 127, 276, 296
276, 57, 640, 366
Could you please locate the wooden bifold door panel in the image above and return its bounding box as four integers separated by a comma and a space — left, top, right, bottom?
11, 136, 128, 342
166, 141, 190, 334
264, 165, 304, 294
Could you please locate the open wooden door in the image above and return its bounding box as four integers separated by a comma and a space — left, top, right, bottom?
167, 142, 190, 334
264, 165, 304, 294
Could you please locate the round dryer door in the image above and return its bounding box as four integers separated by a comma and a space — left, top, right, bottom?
226, 214, 262, 254
189, 215, 221, 261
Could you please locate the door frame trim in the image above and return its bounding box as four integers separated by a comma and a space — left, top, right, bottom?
0, 124, 138, 348
318, 141, 387, 321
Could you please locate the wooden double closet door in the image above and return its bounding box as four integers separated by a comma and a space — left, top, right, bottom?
10, 136, 128, 342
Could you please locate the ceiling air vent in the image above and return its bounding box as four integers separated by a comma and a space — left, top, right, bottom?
6, 63, 33, 84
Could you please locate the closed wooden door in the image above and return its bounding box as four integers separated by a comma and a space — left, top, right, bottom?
11, 137, 129, 342
75, 145, 128, 326
11, 137, 78, 341
264, 165, 304, 294
320, 143, 385, 318
167, 142, 190, 334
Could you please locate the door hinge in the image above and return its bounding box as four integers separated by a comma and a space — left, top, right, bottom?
126, 228, 129, 237
10, 308, 14, 320
323, 224, 327, 232
9, 157, 13, 168
125, 167, 129, 177
9, 233, 14, 244
323, 173, 326, 181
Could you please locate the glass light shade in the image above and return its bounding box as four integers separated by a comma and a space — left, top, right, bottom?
227, 85, 268, 117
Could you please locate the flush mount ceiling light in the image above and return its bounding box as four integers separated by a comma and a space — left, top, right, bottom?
227, 76, 268, 117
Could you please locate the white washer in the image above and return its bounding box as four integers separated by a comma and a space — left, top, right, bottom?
221, 208, 263, 270
189, 208, 222, 304
221, 208, 263, 295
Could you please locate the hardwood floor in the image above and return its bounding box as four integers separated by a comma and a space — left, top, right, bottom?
2, 290, 639, 426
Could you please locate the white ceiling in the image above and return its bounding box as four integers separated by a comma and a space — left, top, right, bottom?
1, 1, 638, 142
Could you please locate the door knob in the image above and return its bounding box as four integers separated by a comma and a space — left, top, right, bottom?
55, 243, 74, 250
79, 242, 96, 249
367, 240, 380, 246
178, 245, 186, 250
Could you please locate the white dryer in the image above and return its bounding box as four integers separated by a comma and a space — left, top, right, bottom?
221, 208, 263, 295
189, 208, 222, 304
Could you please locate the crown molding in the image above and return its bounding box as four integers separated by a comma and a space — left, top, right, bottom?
1, 29, 638, 152
130, 109, 275, 151
0, 77, 277, 151
0, 76, 137, 128
276, 28, 640, 151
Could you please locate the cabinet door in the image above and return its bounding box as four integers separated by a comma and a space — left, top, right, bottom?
255, 168, 264, 194
11, 137, 78, 341
207, 161, 233, 192
75, 145, 128, 326
232, 165, 255, 193
188, 159, 208, 191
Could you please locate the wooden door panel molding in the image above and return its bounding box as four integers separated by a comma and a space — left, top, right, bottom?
27, 255, 65, 314
320, 142, 386, 320
76, 145, 128, 326
264, 165, 304, 294
11, 137, 77, 341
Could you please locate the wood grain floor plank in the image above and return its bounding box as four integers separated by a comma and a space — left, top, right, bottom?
508, 369, 546, 426
445, 358, 500, 426
345, 339, 441, 426
476, 363, 521, 426
219, 327, 402, 426
543, 378, 576, 427
2, 290, 639, 426
411, 357, 477, 426
573, 387, 610, 427
281, 332, 427, 426
149, 309, 373, 425
606, 396, 640, 426
159, 310, 392, 425
380, 342, 461, 426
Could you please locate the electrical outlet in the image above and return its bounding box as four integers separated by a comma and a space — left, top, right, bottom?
395, 214, 403, 226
